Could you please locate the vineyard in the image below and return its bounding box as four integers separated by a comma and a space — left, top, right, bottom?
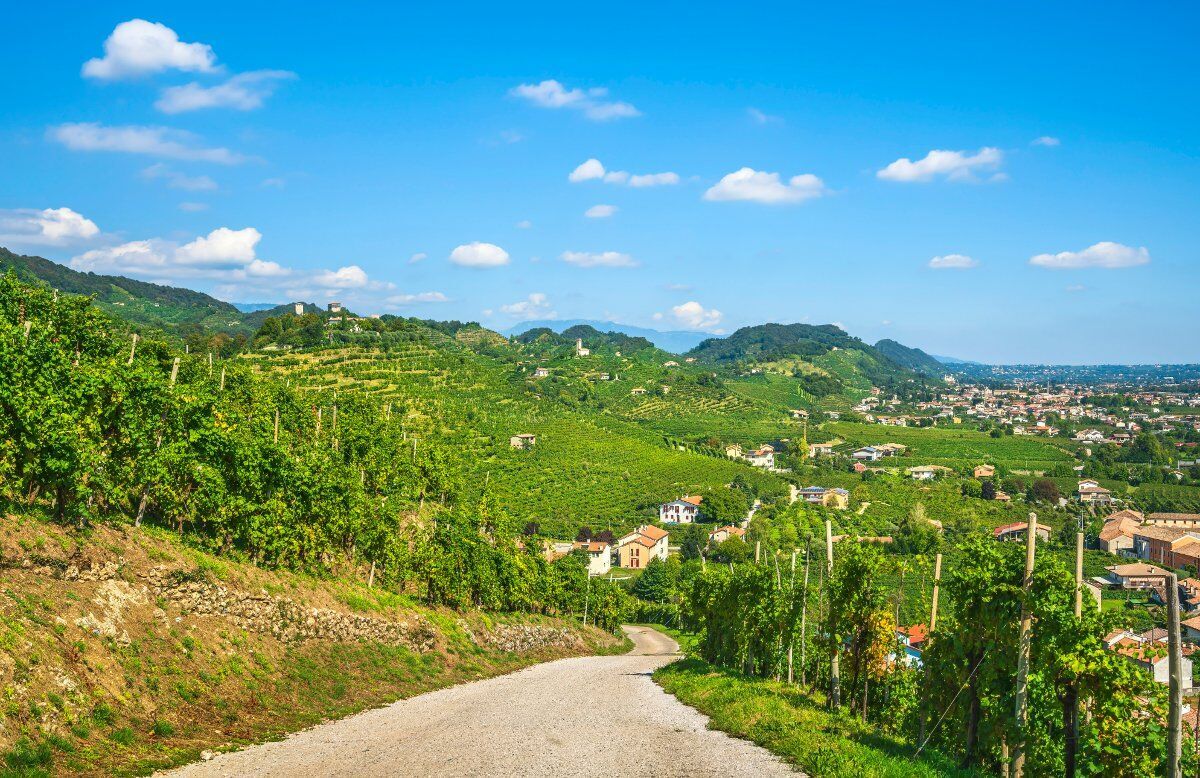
823, 421, 1076, 471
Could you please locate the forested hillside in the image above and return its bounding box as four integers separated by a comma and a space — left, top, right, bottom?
0, 247, 249, 337
874, 338, 945, 376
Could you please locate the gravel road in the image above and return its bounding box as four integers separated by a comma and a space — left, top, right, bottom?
164, 625, 795, 777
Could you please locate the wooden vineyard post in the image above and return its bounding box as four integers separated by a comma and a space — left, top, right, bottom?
800, 545, 811, 687
1168, 571, 1183, 778
1012, 513, 1038, 778
208, 352, 213, 377
316, 407, 322, 437
23, 321, 31, 340
1075, 528, 1084, 618
755, 540, 761, 563
169, 357, 180, 386
220, 366, 226, 391
273, 409, 280, 444
128, 333, 138, 365
368, 560, 376, 589
919, 552, 943, 743
332, 404, 338, 434
787, 549, 797, 684
826, 519, 840, 708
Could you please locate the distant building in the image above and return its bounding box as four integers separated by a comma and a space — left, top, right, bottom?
973, 464, 996, 479
708, 525, 745, 544
533, 367, 550, 378
1099, 509, 1144, 555
509, 433, 537, 450
1077, 479, 1114, 506
617, 525, 669, 569
293, 302, 305, 315
746, 446, 775, 468
573, 541, 612, 576
660, 495, 703, 524
808, 442, 836, 457
1106, 562, 1170, 589
574, 338, 590, 357
1104, 628, 1195, 684
328, 302, 343, 313
993, 522, 1051, 542
897, 624, 928, 666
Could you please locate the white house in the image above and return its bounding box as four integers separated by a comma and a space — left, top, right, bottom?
573, 541, 612, 576
574, 338, 590, 357
746, 446, 775, 468
660, 496, 703, 524
1105, 628, 1195, 684
533, 367, 550, 378
851, 446, 882, 462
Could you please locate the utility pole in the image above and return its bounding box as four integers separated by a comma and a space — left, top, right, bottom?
826, 519, 840, 708
755, 540, 761, 564
169, 357, 180, 386
1168, 571, 1183, 778
1075, 515, 1085, 618
919, 552, 943, 743
1012, 513, 1038, 778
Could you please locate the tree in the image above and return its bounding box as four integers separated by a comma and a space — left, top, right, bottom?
1029, 478, 1062, 504
632, 556, 676, 602
680, 523, 707, 561
698, 487, 750, 525
710, 538, 751, 564
895, 503, 940, 555
981, 480, 997, 500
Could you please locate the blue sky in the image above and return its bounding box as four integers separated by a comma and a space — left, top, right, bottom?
1, 3, 1197, 363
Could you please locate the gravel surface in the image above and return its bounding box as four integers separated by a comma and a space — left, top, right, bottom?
163, 625, 796, 777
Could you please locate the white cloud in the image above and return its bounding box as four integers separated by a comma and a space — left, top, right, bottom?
313, 265, 370, 288
560, 250, 637, 268
50, 123, 245, 164
515, 219, 532, 229
261, 177, 286, 189
568, 158, 678, 187
1029, 241, 1150, 269
82, 19, 218, 80
703, 167, 826, 204
449, 241, 510, 268
178, 202, 209, 212
928, 254, 979, 270
667, 301, 723, 331
584, 204, 617, 219
71, 227, 287, 282
499, 292, 555, 319
0, 207, 101, 247
156, 70, 296, 114
387, 291, 449, 305
747, 107, 781, 124
141, 163, 217, 191
1032, 136, 1061, 147
876, 147, 1003, 183
1065, 284, 1086, 292
569, 158, 606, 182
408, 252, 427, 264
510, 80, 639, 121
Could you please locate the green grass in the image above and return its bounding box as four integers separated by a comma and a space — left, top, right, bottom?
655, 658, 977, 778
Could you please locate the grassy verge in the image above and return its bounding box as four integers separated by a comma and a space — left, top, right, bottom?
654, 655, 976, 778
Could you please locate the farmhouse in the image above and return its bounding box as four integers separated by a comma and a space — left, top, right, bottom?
572, 541, 612, 576
1104, 628, 1195, 684
808, 442, 837, 457
1145, 512, 1200, 529
973, 464, 996, 478
851, 447, 882, 462
1106, 562, 1170, 589
617, 525, 669, 569
796, 486, 850, 509
509, 433, 537, 450
708, 525, 746, 544
660, 495, 703, 524
745, 446, 775, 468
908, 465, 951, 481
993, 522, 1052, 543
1099, 509, 1144, 555
896, 624, 928, 666
1077, 479, 1114, 506
533, 367, 550, 378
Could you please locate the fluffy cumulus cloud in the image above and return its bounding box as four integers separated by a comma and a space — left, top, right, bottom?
156, 70, 296, 114
568, 158, 678, 187
1029, 241, 1150, 269
559, 250, 637, 268
83, 19, 218, 80
666, 301, 723, 331
510, 80, 639, 121
50, 123, 245, 164
928, 254, 979, 270
0, 207, 100, 247
71, 227, 287, 282
499, 292, 555, 319
313, 265, 370, 288
408, 252, 427, 264
876, 147, 1003, 183
449, 242, 510, 268
703, 167, 825, 204
1032, 136, 1061, 147
584, 204, 617, 218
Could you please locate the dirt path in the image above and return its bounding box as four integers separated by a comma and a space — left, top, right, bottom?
163, 626, 796, 777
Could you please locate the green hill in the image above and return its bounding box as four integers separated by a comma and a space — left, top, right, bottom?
874, 338, 945, 376
0, 246, 250, 336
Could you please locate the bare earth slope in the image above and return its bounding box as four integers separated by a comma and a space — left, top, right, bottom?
165, 626, 796, 777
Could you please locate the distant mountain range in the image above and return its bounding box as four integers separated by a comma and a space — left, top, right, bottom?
505, 319, 710, 353
932, 354, 985, 366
